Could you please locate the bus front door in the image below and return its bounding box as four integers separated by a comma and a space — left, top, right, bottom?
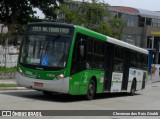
104, 45, 114, 91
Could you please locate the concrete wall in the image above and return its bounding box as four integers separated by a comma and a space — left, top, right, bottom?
0, 45, 18, 67
146, 26, 160, 36
122, 26, 160, 48
122, 27, 145, 47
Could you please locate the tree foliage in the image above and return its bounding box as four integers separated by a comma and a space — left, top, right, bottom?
58, 0, 125, 39
0, 0, 125, 39
0, 0, 64, 44
0, 0, 64, 30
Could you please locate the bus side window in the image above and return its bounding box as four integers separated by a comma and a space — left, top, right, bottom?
86, 38, 93, 69
130, 51, 137, 68
79, 38, 87, 70
92, 40, 105, 69
137, 53, 142, 69
113, 47, 123, 72
142, 55, 148, 70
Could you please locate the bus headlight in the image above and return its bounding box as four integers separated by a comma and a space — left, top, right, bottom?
56, 73, 64, 79
18, 67, 24, 75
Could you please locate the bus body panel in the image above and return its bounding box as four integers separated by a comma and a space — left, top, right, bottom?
110, 72, 123, 92
69, 70, 104, 95
105, 69, 147, 93
127, 68, 147, 92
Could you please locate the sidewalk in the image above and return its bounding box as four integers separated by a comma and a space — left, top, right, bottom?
146, 75, 160, 85
0, 79, 27, 90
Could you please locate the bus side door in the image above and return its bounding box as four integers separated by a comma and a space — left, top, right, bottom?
122, 49, 130, 90
104, 44, 114, 91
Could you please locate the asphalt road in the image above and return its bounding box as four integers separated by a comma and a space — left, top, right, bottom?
0, 82, 160, 119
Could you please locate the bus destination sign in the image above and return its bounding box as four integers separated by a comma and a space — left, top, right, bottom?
29, 26, 70, 34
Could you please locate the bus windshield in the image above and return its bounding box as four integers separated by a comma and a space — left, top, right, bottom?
20, 34, 72, 69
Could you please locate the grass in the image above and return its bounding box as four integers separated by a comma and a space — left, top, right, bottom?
0, 67, 17, 72
0, 84, 17, 87
0, 67, 17, 88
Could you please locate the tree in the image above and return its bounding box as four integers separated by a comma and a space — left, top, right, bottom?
110, 18, 126, 39
31, 0, 64, 21
91, 22, 113, 37
58, 0, 110, 25
0, 0, 64, 30
0, 0, 64, 44
56, 1, 79, 23
58, 0, 125, 39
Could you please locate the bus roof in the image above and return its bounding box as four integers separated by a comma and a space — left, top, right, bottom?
107, 36, 148, 54
74, 25, 107, 41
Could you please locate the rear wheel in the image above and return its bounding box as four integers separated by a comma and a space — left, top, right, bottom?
86, 80, 96, 100
130, 80, 136, 96
142, 73, 146, 89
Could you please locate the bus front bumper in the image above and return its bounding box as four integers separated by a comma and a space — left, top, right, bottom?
16, 72, 69, 94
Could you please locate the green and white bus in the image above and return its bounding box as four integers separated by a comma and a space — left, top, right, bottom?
16, 22, 148, 100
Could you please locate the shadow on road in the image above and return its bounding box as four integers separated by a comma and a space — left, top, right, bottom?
0, 90, 141, 103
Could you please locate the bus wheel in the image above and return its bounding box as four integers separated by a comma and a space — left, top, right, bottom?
86, 79, 96, 100
43, 91, 52, 97
130, 80, 136, 96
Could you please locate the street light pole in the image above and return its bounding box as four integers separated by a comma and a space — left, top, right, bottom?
151, 36, 154, 49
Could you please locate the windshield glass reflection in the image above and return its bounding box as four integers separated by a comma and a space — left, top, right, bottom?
20, 34, 71, 68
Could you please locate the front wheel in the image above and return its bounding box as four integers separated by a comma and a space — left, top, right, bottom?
86, 80, 96, 100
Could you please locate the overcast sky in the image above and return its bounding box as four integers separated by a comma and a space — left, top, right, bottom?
106, 0, 160, 11
36, 0, 160, 19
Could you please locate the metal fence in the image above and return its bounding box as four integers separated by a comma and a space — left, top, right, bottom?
0, 71, 16, 79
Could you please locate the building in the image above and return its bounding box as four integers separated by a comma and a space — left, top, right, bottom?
109, 6, 160, 64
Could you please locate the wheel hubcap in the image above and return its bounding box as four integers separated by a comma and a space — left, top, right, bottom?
89, 83, 94, 96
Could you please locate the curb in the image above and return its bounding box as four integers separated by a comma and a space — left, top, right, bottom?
149, 80, 160, 84
0, 87, 28, 90
146, 80, 160, 85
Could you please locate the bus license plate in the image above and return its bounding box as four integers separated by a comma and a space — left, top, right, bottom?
34, 82, 43, 87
